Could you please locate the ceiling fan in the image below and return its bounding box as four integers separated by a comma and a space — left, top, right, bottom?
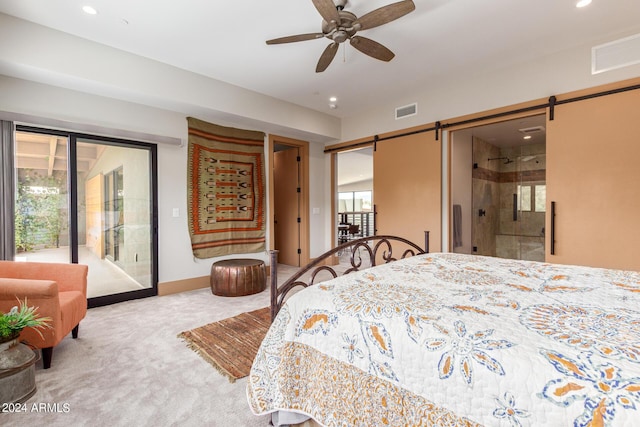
266, 0, 416, 72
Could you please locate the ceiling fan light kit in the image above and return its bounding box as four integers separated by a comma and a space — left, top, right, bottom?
266, 0, 416, 72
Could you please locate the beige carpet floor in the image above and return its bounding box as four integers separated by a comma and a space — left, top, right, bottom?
2, 257, 355, 427
1, 278, 284, 426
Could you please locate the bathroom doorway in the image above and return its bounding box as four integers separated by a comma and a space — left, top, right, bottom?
450, 114, 546, 261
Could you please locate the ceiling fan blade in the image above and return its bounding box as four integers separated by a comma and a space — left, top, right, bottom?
349, 36, 395, 62
266, 33, 325, 44
354, 0, 415, 31
312, 0, 341, 25
316, 43, 339, 72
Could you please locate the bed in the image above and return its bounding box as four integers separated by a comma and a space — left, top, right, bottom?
247, 234, 640, 426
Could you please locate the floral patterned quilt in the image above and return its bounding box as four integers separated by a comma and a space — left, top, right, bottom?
247, 253, 640, 426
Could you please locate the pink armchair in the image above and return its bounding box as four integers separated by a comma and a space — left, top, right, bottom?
0, 261, 88, 369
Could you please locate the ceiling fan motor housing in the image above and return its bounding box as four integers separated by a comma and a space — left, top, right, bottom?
322, 10, 357, 42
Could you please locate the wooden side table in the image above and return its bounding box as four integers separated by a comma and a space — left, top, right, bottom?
210, 258, 266, 297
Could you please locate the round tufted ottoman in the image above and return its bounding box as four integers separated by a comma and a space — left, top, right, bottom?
210, 258, 266, 297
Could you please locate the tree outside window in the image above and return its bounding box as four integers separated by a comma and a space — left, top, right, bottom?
15, 171, 67, 252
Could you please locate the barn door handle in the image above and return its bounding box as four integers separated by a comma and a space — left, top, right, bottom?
550, 201, 556, 255
373, 203, 378, 236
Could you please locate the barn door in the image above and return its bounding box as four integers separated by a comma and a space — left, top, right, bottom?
373, 130, 441, 251
546, 89, 640, 270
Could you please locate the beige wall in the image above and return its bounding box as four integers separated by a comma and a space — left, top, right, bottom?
341, 37, 640, 143
0, 14, 340, 144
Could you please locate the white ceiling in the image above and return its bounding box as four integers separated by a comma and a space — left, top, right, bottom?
1, 0, 639, 120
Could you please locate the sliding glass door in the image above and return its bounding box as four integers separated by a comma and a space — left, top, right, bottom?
14, 127, 157, 307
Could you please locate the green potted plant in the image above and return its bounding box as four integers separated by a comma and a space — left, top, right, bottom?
0, 298, 51, 349
0, 299, 51, 404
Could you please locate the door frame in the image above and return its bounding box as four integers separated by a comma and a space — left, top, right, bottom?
445, 105, 548, 254
448, 113, 547, 259
268, 134, 310, 266
328, 142, 375, 249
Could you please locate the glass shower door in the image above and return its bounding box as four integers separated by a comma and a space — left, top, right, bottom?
471, 137, 546, 262
496, 152, 546, 262
515, 153, 546, 261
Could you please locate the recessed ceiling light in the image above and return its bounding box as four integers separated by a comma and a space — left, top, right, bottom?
329, 96, 337, 102
523, 135, 532, 140
82, 5, 98, 15
576, 0, 592, 8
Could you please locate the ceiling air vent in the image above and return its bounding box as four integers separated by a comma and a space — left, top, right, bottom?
518, 126, 545, 134
592, 33, 640, 74
395, 103, 417, 120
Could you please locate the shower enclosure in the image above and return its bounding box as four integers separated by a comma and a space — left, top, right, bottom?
472, 138, 546, 261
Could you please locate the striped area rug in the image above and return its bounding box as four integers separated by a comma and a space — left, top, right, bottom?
178, 307, 271, 382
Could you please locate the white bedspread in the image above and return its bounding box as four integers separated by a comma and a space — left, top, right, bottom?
247, 253, 640, 426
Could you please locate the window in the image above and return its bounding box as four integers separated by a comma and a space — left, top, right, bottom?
339, 191, 372, 212
338, 192, 354, 212
534, 185, 546, 212
517, 185, 532, 212
354, 191, 372, 211
338, 190, 373, 237
517, 184, 546, 212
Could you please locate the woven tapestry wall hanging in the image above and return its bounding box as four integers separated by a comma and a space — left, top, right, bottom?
187, 117, 266, 258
